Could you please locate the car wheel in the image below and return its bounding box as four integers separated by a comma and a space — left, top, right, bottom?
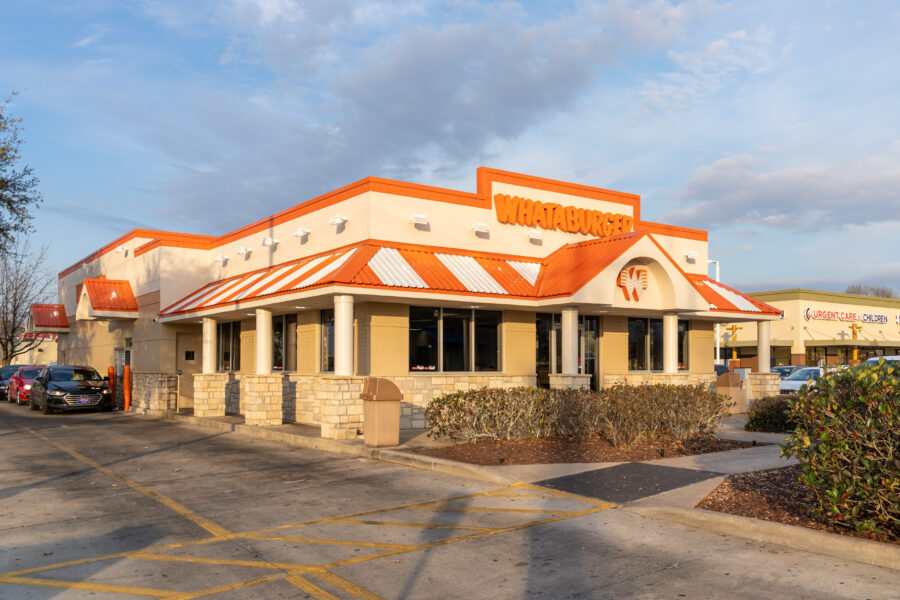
30, 397, 38, 410
41, 398, 52, 415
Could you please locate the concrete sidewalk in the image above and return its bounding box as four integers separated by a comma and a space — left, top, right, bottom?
142, 409, 900, 572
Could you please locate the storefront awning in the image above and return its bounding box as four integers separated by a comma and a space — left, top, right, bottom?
28, 304, 70, 333
76, 276, 139, 320
160, 237, 780, 319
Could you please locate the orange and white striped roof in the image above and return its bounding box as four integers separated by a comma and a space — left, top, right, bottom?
160, 237, 779, 318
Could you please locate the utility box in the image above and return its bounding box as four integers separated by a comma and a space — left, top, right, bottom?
716, 372, 747, 414
360, 377, 402, 447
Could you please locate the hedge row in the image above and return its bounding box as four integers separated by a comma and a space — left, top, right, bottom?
782, 360, 900, 537
745, 395, 798, 433
425, 384, 730, 448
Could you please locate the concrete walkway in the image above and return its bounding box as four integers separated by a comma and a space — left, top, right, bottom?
143, 409, 900, 571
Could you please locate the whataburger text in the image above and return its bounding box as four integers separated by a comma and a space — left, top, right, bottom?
494, 193, 633, 237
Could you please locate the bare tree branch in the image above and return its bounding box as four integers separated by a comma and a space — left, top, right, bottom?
0, 238, 54, 365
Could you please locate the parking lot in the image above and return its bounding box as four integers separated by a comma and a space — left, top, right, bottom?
1, 403, 897, 599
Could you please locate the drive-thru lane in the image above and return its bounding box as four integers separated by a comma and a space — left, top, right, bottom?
0, 404, 896, 599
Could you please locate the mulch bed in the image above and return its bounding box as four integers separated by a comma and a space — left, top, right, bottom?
697, 465, 900, 546
409, 435, 759, 466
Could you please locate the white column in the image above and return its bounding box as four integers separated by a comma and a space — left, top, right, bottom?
663, 313, 678, 374
561, 308, 579, 374
334, 295, 354, 376
757, 320, 771, 372
255, 308, 273, 375
201, 318, 216, 374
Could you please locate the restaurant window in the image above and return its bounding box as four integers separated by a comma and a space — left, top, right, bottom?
217, 321, 241, 371
321, 309, 334, 372
408, 307, 500, 372
273, 314, 298, 371
628, 318, 688, 371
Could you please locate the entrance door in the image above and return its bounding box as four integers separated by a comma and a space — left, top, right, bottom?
581, 316, 600, 391
176, 332, 202, 410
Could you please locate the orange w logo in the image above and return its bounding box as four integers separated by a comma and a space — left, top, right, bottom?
618, 267, 648, 301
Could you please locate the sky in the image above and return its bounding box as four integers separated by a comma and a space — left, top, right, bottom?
2, 0, 900, 293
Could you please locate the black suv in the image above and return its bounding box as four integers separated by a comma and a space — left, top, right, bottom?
0, 365, 18, 402
30, 366, 113, 414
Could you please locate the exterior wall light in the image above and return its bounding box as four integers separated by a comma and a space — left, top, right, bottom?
329, 214, 348, 226
293, 227, 311, 238
115, 245, 128, 256
214, 254, 226, 262
262, 236, 279, 247
685, 251, 698, 264
528, 229, 543, 241
410, 214, 429, 225
236, 246, 251, 256
472, 222, 489, 234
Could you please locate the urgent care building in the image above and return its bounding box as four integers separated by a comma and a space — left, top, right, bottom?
725, 289, 900, 369
33, 168, 781, 439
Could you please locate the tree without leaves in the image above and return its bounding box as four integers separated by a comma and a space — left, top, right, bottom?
0, 239, 54, 365
1, 92, 43, 246
845, 284, 895, 298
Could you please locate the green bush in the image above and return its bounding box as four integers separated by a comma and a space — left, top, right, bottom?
745, 395, 798, 433
425, 384, 729, 448
781, 361, 900, 536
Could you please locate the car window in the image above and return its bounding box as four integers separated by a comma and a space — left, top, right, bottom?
22, 368, 40, 378
0, 366, 17, 378
786, 368, 818, 380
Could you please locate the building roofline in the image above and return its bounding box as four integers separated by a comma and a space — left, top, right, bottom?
750, 288, 900, 309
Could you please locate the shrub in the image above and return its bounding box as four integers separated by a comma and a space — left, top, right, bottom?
745, 395, 798, 433
425, 384, 729, 448
781, 361, 900, 537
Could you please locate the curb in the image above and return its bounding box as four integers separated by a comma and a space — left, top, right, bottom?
624, 505, 900, 572
141, 409, 510, 484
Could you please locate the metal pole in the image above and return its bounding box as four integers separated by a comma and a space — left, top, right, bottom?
708, 260, 721, 364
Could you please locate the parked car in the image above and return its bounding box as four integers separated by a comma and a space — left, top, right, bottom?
714, 364, 730, 378
0, 365, 18, 402
30, 365, 113, 414
8, 366, 42, 405
864, 355, 900, 366
779, 367, 824, 394
771, 365, 805, 379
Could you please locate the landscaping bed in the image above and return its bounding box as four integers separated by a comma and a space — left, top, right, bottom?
697, 465, 900, 546
409, 435, 758, 465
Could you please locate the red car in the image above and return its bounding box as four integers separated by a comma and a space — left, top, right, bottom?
8, 366, 41, 405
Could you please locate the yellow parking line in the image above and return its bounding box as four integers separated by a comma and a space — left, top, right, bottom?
407, 505, 575, 514
14, 423, 230, 538
130, 552, 310, 571
307, 567, 388, 600
165, 573, 287, 599
329, 518, 494, 531
285, 574, 342, 600
0, 575, 171, 597
242, 532, 417, 550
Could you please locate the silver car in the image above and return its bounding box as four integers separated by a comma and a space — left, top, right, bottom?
779, 367, 824, 394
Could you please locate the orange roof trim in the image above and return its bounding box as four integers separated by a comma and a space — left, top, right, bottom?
83, 277, 139, 312
30, 304, 70, 329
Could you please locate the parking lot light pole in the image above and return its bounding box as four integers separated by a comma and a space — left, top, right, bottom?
708, 260, 721, 364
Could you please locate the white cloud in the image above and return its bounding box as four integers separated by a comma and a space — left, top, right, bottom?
74, 32, 104, 48
663, 149, 900, 232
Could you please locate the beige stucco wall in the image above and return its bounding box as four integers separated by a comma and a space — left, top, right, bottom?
239, 318, 256, 374
297, 311, 318, 373
359, 302, 408, 376
599, 316, 628, 375
689, 320, 714, 373
502, 311, 536, 375
11, 339, 57, 366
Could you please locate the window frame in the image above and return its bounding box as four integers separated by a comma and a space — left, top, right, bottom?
216, 321, 242, 372
628, 317, 690, 372
408, 307, 502, 373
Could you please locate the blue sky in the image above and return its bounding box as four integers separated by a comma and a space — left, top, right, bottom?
3, 0, 900, 293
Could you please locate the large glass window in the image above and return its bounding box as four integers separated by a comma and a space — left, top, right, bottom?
409, 307, 439, 371
535, 313, 552, 387
321, 309, 334, 372
217, 321, 241, 371
273, 314, 298, 371
628, 318, 689, 371
408, 307, 500, 372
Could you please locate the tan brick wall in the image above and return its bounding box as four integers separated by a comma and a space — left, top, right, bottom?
689, 320, 714, 374
240, 318, 255, 374
242, 374, 283, 426
193, 373, 227, 418
502, 311, 536, 375
600, 316, 628, 375
297, 311, 318, 374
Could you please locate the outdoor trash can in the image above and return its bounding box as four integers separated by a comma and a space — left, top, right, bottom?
360, 377, 402, 447
715, 372, 747, 414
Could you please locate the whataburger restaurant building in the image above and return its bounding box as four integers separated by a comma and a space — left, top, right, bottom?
31, 168, 782, 439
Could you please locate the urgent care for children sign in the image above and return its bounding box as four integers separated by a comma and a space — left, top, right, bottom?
494, 193, 633, 237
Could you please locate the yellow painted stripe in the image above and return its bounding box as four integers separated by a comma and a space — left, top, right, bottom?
515, 482, 617, 509
286, 575, 342, 600
16, 423, 230, 538
242, 532, 417, 550
329, 518, 494, 531
307, 568, 388, 600
407, 505, 574, 514
0, 575, 171, 597
165, 573, 286, 600
130, 552, 310, 571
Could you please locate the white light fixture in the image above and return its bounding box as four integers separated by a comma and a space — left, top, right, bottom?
236, 246, 251, 256
472, 222, 489, 234
115, 245, 128, 255
214, 254, 225, 263
329, 214, 348, 226
410, 214, 429, 225
685, 251, 698, 263
294, 305, 308, 310
528, 229, 543, 241
293, 227, 311, 238
262, 236, 279, 247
